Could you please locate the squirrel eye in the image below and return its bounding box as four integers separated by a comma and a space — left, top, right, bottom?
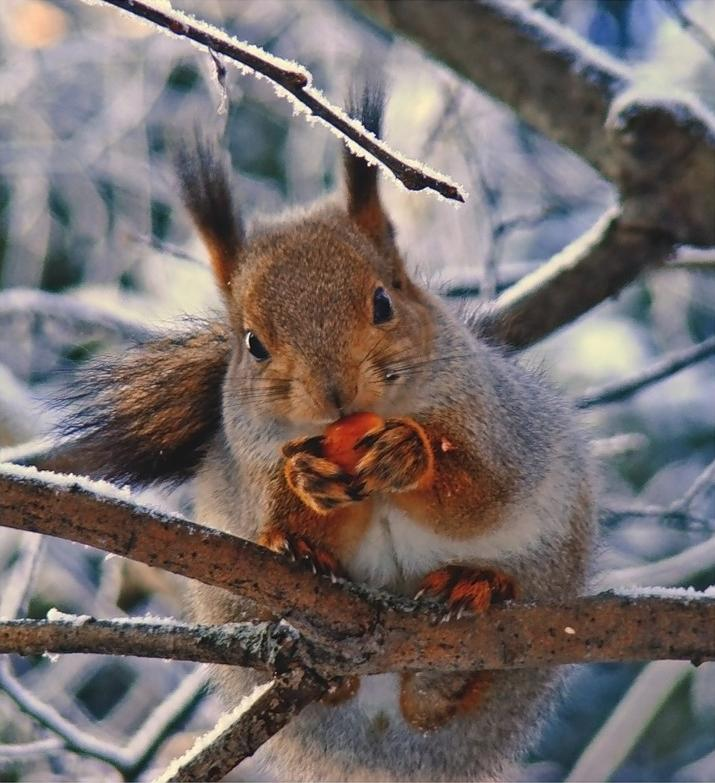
372, 287, 394, 325
244, 331, 270, 361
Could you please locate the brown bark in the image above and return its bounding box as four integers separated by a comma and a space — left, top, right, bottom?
2, 471, 715, 675
157, 673, 327, 783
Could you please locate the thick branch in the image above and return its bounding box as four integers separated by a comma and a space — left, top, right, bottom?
95, 0, 464, 202
3, 468, 715, 675
354, 1, 715, 247
473, 208, 675, 348
3, 594, 715, 673
154, 673, 327, 783
353, 0, 629, 176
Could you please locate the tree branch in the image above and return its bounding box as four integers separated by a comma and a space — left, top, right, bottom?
4, 593, 715, 673
472, 208, 675, 348
93, 0, 465, 203
0, 616, 298, 673
154, 673, 327, 783
3, 466, 715, 676
352, 0, 629, 176
576, 334, 715, 408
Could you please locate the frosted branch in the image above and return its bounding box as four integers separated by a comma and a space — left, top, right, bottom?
94, 0, 465, 203
473, 208, 675, 348
155, 673, 327, 783
3, 466, 715, 676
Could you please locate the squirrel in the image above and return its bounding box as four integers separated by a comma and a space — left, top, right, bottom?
54, 91, 597, 782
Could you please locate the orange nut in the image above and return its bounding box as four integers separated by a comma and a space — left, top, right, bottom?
323, 412, 384, 474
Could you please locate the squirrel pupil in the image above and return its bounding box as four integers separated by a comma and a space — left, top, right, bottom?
373, 287, 393, 324
245, 331, 270, 361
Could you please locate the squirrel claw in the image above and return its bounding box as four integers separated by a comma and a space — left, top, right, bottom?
265, 531, 344, 579
415, 565, 515, 620
285, 452, 357, 514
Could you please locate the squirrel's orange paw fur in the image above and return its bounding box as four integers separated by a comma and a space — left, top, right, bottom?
284, 450, 362, 515
354, 417, 433, 496
259, 529, 344, 579
416, 565, 515, 619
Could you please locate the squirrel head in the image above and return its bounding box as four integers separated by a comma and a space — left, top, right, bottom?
175, 95, 435, 425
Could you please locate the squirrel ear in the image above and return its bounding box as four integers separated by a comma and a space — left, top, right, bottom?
174, 134, 244, 294
344, 85, 394, 249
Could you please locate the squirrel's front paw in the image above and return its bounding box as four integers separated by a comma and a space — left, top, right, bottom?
259, 529, 344, 579
284, 439, 362, 515
416, 565, 515, 620
354, 417, 433, 496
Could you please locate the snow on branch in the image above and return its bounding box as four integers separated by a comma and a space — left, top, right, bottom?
154, 673, 327, 783
92, 0, 465, 203
473, 208, 675, 348
4, 595, 715, 674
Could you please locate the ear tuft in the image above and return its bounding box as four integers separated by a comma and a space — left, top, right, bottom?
344, 84, 393, 247
174, 134, 244, 293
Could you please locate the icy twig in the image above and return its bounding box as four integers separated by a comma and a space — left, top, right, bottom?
577, 335, 715, 408
94, 0, 465, 203
0, 738, 63, 762
155, 673, 327, 783
123, 666, 209, 780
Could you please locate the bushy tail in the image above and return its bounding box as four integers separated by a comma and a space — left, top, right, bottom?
47, 320, 231, 485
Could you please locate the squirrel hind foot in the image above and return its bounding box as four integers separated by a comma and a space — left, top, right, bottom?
415, 565, 516, 621
259, 530, 345, 580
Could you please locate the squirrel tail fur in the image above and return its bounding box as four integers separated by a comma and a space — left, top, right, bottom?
46, 321, 230, 485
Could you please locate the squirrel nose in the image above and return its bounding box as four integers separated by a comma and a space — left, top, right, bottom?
328, 386, 345, 415
327, 384, 356, 417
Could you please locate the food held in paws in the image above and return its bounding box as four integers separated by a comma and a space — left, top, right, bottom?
323, 412, 384, 473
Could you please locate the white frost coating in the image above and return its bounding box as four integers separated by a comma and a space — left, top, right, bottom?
498, 0, 630, 90
0, 461, 187, 520
78, 0, 309, 82
613, 585, 715, 601
153, 680, 274, 783
1, 461, 132, 503
107, 613, 181, 626
607, 86, 715, 145
80, 0, 466, 204
46, 608, 92, 626
495, 206, 619, 310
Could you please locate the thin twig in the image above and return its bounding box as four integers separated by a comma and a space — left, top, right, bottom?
124, 666, 210, 780
566, 660, 692, 782
0, 617, 302, 672
576, 334, 715, 408
0, 738, 63, 762
154, 672, 327, 783
601, 456, 715, 532
95, 0, 465, 202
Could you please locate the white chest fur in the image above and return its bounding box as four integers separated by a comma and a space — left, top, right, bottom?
346, 484, 568, 595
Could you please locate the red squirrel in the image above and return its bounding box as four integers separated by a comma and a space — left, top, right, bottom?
57, 92, 597, 781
